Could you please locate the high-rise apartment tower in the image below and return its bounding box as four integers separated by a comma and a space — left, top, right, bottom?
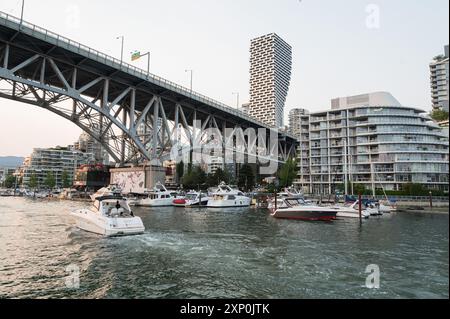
249, 33, 292, 128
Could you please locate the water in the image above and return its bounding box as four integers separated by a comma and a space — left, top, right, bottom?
0, 197, 448, 299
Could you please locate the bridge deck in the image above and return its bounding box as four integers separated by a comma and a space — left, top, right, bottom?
0, 11, 296, 142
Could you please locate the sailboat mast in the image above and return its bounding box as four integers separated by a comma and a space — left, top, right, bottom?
344, 139, 348, 195
369, 148, 376, 198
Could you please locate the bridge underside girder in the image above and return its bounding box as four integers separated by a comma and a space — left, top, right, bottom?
0, 23, 297, 167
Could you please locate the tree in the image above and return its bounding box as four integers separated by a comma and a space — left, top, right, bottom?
401, 183, 431, 196
176, 161, 185, 185
61, 171, 71, 188
29, 172, 38, 190
266, 183, 278, 194
352, 183, 367, 195
205, 168, 232, 188
278, 158, 298, 188
44, 171, 56, 190
181, 166, 206, 190
238, 164, 255, 191
4, 175, 16, 189
430, 109, 449, 122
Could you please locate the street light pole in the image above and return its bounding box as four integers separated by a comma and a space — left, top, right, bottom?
232, 92, 240, 109
116, 36, 124, 64
19, 0, 25, 29
185, 70, 193, 92
73, 152, 78, 188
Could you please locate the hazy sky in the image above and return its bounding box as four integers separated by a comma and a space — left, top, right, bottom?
0, 0, 448, 156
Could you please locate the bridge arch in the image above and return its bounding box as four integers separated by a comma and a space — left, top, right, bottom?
0, 12, 298, 167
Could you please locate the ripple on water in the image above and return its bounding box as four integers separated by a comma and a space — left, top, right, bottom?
0, 197, 448, 299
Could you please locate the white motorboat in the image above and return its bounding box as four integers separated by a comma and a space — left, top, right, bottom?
90, 184, 122, 201
378, 201, 395, 213
278, 186, 304, 199
70, 195, 145, 237
363, 200, 384, 216
330, 201, 371, 219
269, 197, 338, 221
207, 182, 251, 208
137, 182, 176, 207
184, 191, 210, 207
171, 192, 188, 207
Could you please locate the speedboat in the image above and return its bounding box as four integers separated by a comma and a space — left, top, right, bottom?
280, 186, 304, 199
184, 191, 210, 207
378, 201, 395, 213
70, 195, 145, 237
91, 184, 122, 201
137, 182, 175, 207
173, 197, 187, 207
363, 200, 384, 216
330, 201, 371, 219
207, 182, 251, 208
344, 196, 384, 216
269, 197, 338, 221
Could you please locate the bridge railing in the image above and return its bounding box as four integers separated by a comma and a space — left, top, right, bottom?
0, 11, 295, 139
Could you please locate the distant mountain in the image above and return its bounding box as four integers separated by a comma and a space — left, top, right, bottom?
0, 156, 24, 168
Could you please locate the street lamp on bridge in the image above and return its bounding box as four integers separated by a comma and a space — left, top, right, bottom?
232, 92, 240, 109
116, 36, 124, 64
185, 69, 193, 92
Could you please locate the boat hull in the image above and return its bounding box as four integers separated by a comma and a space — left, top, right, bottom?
207, 198, 252, 208
70, 210, 145, 237
173, 199, 187, 207
336, 211, 370, 219
271, 208, 337, 221
185, 202, 209, 207
137, 198, 174, 207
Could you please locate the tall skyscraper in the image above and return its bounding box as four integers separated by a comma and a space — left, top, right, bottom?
430, 45, 449, 112
249, 33, 292, 128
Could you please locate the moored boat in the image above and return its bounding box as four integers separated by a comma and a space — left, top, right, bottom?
269, 197, 338, 221
330, 201, 371, 219
173, 198, 187, 207
207, 182, 251, 208
137, 182, 176, 207
184, 191, 209, 207
90, 184, 122, 201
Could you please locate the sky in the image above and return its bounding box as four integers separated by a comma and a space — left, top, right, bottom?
0, 0, 448, 156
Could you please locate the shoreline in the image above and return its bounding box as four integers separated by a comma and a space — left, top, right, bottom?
2, 195, 448, 214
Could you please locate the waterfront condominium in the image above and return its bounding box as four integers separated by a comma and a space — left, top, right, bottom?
293, 92, 449, 195
430, 45, 449, 112
249, 33, 292, 128
20, 146, 95, 188
289, 108, 311, 188
74, 131, 110, 165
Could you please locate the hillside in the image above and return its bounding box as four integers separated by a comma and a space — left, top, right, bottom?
0, 156, 24, 168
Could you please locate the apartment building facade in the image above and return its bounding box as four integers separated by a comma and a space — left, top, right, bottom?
293, 93, 449, 194
21, 146, 95, 188
249, 33, 292, 128
430, 45, 449, 112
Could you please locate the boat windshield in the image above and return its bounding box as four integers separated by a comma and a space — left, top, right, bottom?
185, 194, 197, 200
101, 200, 132, 216
285, 198, 305, 207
